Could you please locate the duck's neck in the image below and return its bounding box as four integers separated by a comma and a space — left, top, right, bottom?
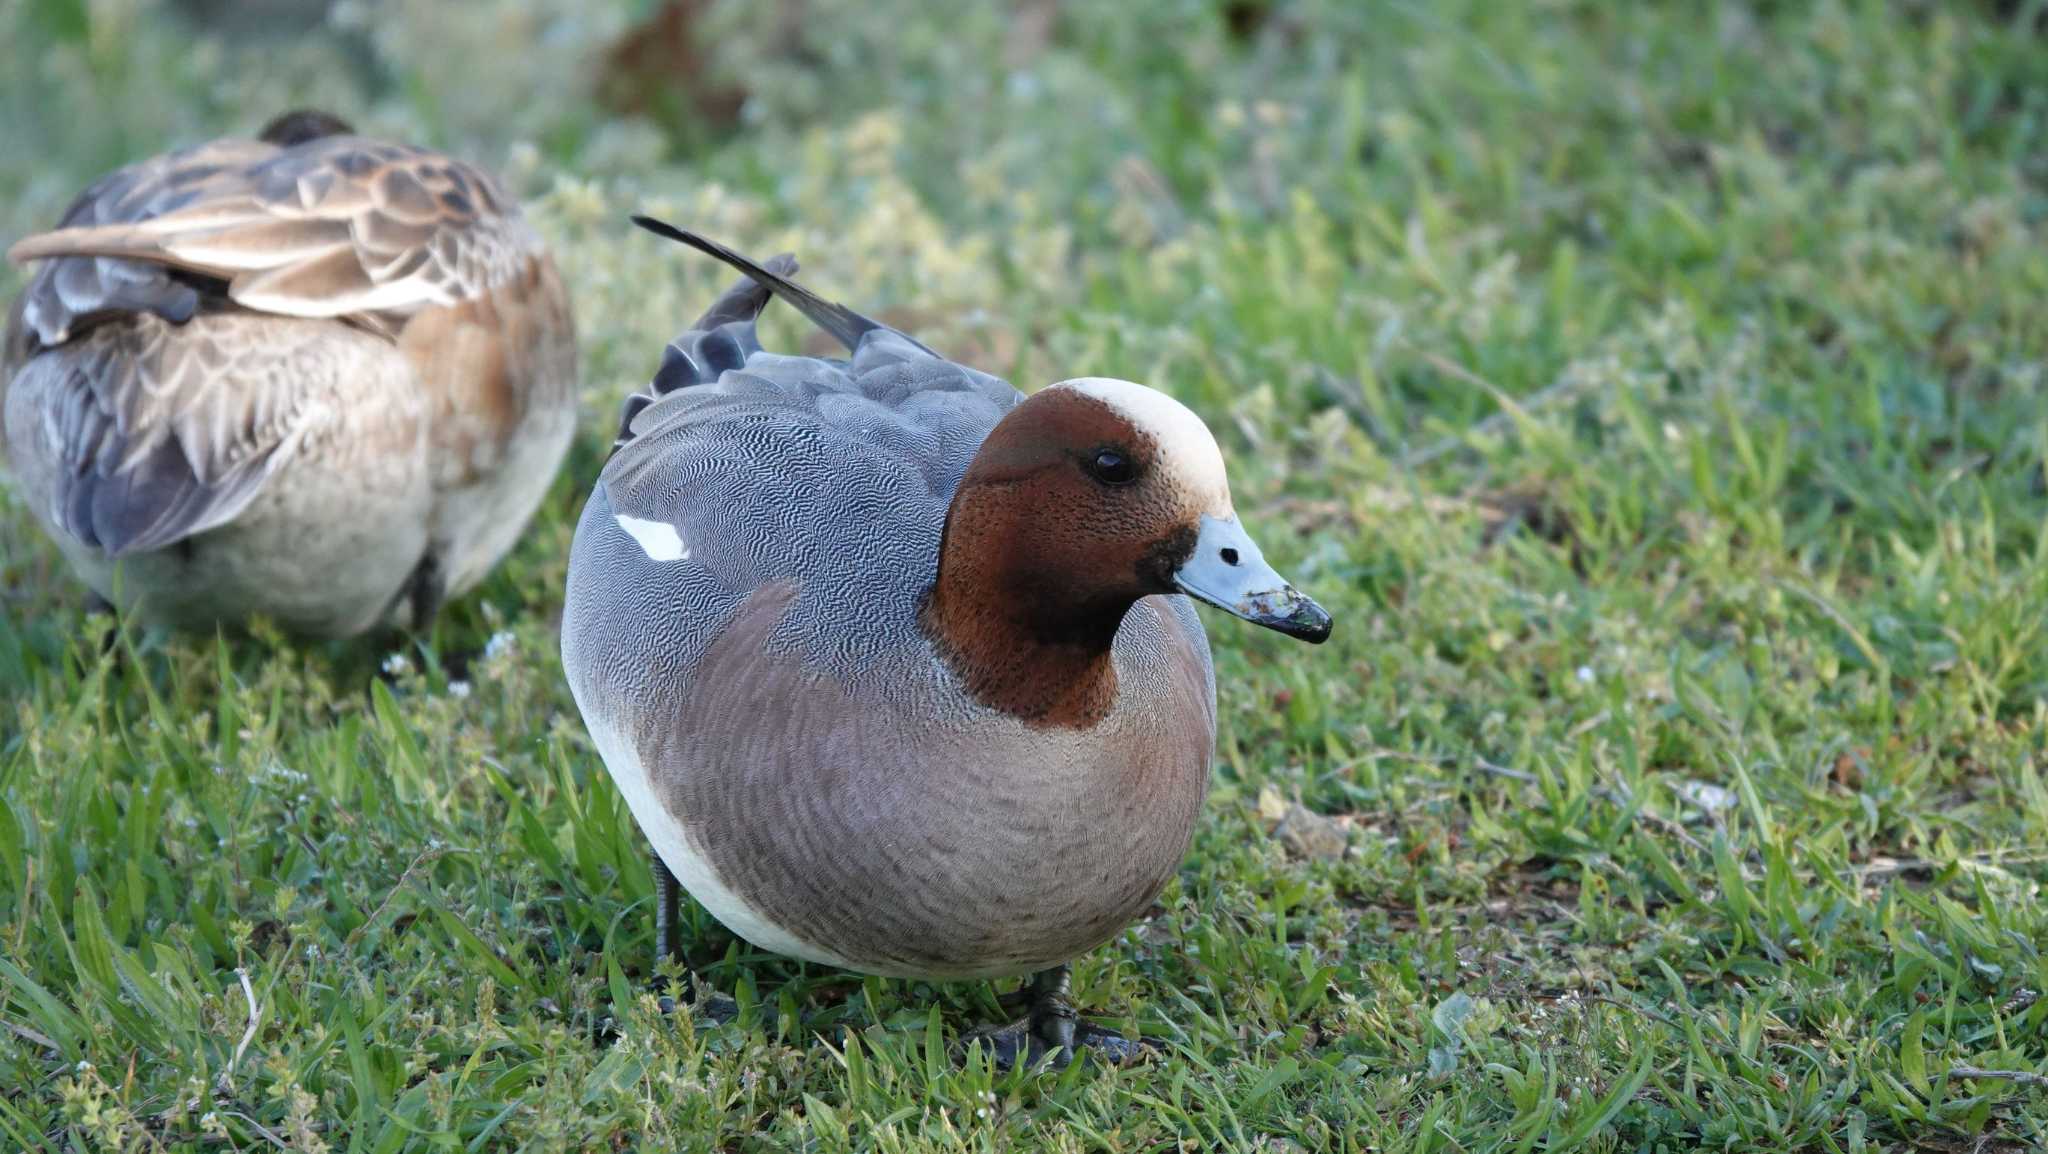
922, 495, 1132, 730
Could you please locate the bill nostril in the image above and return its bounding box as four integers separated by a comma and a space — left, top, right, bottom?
1220, 547, 1239, 566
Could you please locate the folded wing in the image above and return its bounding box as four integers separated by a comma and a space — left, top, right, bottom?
4, 133, 539, 555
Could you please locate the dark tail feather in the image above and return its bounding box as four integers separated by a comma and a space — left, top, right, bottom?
631, 215, 883, 354
691, 252, 799, 331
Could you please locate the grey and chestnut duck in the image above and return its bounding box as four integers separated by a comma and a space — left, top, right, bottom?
561, 218, 1330, 1065
2, 110, 578, 638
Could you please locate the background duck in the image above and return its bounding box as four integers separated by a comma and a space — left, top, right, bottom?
562, 219, 1329, 1066
2, 109, 578, 638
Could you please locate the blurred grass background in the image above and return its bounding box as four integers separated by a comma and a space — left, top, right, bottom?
3, 0, 2048, 1149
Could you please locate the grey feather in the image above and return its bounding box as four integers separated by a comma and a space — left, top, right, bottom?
575, 288, 1022, 697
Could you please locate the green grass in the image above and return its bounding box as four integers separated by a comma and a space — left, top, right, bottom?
4, 0, 2048, 1149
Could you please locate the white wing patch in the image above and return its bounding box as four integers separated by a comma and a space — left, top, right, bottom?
615, 514, 689, 561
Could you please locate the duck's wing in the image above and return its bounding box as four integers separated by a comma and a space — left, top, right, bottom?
6, 138, 268, 348
9, 134, 544, 346
3, 134, 536, 555
6, 311, 410, 556
577, 229, 1020, 684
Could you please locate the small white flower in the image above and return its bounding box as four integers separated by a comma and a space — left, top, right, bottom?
448, 680, 472, 699
76, 1059, 94, 1073
483, 631, 516, 661
382, 652, 411, 676
1576, 665, 1595, 684
1674, 779, 1736, 813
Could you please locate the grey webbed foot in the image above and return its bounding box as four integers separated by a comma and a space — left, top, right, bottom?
661, 981, 739, 1026
965, 965, 1155, 1070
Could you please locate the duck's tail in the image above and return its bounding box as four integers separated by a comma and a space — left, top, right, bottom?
639, 236, 799, 403
631, 215, 892, 355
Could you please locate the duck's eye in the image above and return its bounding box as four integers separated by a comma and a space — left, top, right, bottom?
1087, 448, 1136, 485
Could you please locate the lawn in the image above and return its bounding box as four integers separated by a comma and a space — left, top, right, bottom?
3, 1, 2047, 1149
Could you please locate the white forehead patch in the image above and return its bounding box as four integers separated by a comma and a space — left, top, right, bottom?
1050, 377, 1233, 514
615, 514, 689, 562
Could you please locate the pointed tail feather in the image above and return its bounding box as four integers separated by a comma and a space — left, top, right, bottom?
631, 215, 917, 355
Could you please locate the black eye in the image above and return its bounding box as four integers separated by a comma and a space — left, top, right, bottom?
1087, 448, 1136, 485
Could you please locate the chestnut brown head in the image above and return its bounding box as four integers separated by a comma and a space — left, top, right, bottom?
938, 377, 1330, 646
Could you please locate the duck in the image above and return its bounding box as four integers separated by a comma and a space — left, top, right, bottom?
2, 109, 578, 638
560, 218, 1330, 1066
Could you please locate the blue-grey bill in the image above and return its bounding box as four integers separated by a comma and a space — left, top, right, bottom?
1172, 514, 1333, 644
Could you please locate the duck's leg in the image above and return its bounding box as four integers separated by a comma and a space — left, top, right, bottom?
645, 849, 737, 1024
401, 549, 486, 682
406, 550, 446, 635
653, 848, 682, 970
84, 591, 122, 656
650, 848, 682, 1013
967, 964, 1151, 1069
597, 850, 733, 1045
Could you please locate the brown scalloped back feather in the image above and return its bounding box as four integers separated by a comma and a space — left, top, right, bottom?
1, 123, 577, 622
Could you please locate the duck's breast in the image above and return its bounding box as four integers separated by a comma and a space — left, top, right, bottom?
574, 563, 1215, 979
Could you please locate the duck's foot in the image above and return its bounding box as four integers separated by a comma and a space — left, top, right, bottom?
593, 849, 738, 1044
648, 850, 741, 1025
964, 965, 1156, 1070
593, 974, 739, 1046
655, 976, 740, 1025
400, 551, 482, 683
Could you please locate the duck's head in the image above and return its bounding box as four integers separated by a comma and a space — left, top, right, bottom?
935, 377, 1331, 647
258, 109, 356, 147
